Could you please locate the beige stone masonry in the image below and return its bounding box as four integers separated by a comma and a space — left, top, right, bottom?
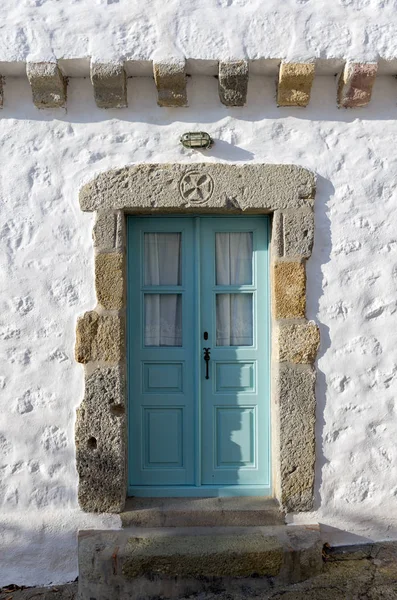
277, 63, 315, 107
338, 62, 378, 108
153, 60, 187, 107
75, 311, 123, 364
278, 322, 320, 364
26, 62, 67, 108
91, 62, 127, 109
95, 252, 124, 310
273, 262, 306, 319
76, 163, 318, 514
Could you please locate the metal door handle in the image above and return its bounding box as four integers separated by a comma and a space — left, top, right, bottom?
203, 347, 211, 379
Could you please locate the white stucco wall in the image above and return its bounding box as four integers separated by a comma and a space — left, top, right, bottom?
1, 0, 397, 65
1, 71, 397, 583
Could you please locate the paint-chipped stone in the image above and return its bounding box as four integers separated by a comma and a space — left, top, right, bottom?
76, 366, 126, 512
80, 163, 315, 213
276, 364, 316, 511
123, 533, 284, 578
153, 60, 187, 107
278, 322, 320, 364
26, 62, 67, 108
95, 252, 124, 310
338, 62, 378, 108
75, 311, 123, 364
91, 62, 127, 109
277, 63, 315, 107
274, 262, 306, 319
218, 60, 249, 106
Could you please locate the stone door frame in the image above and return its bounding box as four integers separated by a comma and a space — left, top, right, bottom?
74, 163, 319, 514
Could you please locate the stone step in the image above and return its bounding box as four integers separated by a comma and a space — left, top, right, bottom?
121, 496, 285, 528
78, 524, 322, 600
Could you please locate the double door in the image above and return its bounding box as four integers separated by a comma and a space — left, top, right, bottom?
127, 216, 270, 496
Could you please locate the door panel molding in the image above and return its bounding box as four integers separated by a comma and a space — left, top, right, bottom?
74, 163, 319, 514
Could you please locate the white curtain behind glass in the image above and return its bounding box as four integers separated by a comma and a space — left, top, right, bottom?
216, 232, 252, 285
215, 232, 253, 346
144, 233, 182, 347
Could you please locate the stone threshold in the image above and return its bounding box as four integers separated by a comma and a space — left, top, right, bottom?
121, 496, 285, 528
78, 524, 322, 600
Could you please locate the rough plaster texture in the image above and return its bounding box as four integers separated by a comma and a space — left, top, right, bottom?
2, 74, 397, 584
1, 1, 397, 64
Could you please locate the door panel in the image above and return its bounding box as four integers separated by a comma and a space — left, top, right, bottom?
127, 216, 270, 494
128, 218, 196, 486
200, 218, 270, 486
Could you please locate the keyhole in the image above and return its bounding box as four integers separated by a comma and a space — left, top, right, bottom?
203, 332, 208, 340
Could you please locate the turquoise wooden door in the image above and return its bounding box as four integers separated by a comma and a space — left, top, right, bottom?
127, 216, 270, 496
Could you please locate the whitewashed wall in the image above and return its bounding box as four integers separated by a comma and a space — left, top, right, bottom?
1, 0, 397, 64
1, 72, 397, 585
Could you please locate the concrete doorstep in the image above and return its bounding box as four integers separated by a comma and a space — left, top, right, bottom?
77, 524, 322, 600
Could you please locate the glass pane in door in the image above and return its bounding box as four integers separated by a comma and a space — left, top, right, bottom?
144, 233, 182, 285
215, 232, 253, 285
216, 293, 253, 346
144, 294, 182, 346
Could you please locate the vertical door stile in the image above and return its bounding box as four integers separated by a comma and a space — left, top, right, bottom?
194, 217, 201, 487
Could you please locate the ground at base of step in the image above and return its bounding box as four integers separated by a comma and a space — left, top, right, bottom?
2, 580, 397, 600
0, 584, 78, 600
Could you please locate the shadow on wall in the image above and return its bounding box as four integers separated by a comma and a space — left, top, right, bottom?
2, 73, 397, 129
306, 174, 333, 511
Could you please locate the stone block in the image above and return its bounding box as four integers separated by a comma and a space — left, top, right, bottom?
79, 163, 315, 213
93, 211, 117, 249
95, 252, 124, 310
26, 62, 67, 108
218, 60, 249, 106
153, 60, 187, 107
285, 526, 323, 582
274, 261, 306, 319
277, 63, 315, 107
91, 62, 127, 109
75, 311, 123, 364
276, 364, 316, 511
0, 76, 3, 109
76, 366, 126, 512
122, 533, 284, 578
278, 322, 320, 364
338, 62, 378, 108
283, 208, 315, 258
